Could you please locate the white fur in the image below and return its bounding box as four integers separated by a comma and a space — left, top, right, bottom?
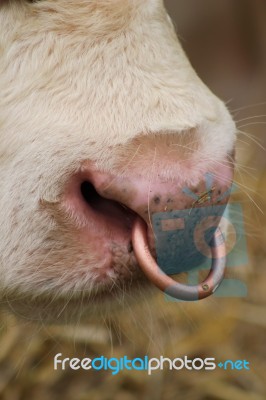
0, 0, 236, 321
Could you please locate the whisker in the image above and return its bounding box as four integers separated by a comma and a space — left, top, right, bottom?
239, 121, 266, 128
235, 114, 266, 123
237, 129, 265, 151
233, 184, 264, 214
230, 101, 266, 113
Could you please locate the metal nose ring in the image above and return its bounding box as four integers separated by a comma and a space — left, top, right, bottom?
132, 217, 226, 301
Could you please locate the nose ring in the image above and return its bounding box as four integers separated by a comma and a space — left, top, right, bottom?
132, 217, 226, 301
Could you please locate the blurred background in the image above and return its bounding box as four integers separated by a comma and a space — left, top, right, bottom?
0, 1, 265, 399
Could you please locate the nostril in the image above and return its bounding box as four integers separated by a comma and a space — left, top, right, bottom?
80, 181, 102, 211
79, 180, 136, 230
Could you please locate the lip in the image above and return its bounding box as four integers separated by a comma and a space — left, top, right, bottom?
4, 272, 150, 323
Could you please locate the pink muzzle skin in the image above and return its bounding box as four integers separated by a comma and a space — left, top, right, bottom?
79, 155, 235, 301
132, 217, 226, 301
